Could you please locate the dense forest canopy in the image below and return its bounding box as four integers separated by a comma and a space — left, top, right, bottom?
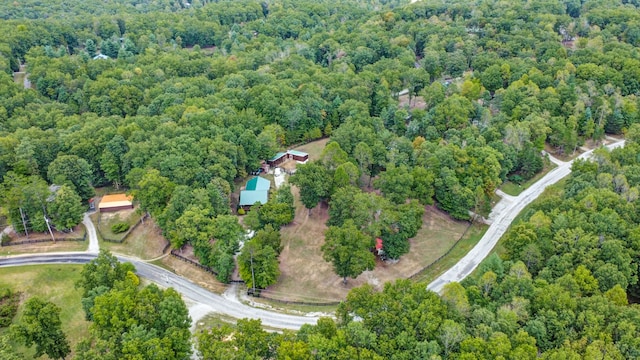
2, 0, 640, 358
2, 0, 640, 275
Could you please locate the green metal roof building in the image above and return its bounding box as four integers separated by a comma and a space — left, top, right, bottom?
239, 176, 271, 208
245, 176, 271, 191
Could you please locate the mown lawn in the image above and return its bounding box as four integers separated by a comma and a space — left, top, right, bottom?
410, 223, 488, 285
270, 187, 472, 303
95, 207, 141, 242
0, 265, 88, 358
99, 217, 168, 260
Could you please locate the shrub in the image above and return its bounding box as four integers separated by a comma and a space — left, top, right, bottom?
0, 287, 19, 327
0, 233, 10, 246
237, 208, 246, 215
111, 222, 130, 234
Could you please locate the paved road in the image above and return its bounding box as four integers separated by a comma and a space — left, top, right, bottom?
0, 252, 320, 330
427, 140, 625, 293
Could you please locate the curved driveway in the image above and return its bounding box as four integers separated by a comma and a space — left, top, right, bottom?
427, 140, 625, 293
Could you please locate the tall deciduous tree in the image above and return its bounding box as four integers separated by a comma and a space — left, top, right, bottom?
290, 162, 331, 215
76, 249, 135, 297
238, 239, 280, 290
10, 297, 70, 360
47, 154, 94, 202
47, 184, 84, 231
322, 220, 375, 284
131, 169, 175, 216
374, 164, 413, 204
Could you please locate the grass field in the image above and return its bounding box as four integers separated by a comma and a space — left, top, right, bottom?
409, 223, 488, 284
0, 265, 88, 358
500, 161, 558, 196
269, 187, 472, 303
153, 256, 228, 294
100, 217, 169, 260
292, 138, 330, 161
0, 240, 87, 256
96, 207, 141, 242
0, 224, 88, 256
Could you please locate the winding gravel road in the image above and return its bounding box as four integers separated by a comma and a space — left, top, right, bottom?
427, 140, 625, 293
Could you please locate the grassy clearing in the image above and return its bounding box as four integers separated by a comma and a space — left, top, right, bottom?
193, 313, 238, 332
271, 188, 471, 303
500, 161, 558, 196
0, 265, 88, 357
96, 207, 141, 242
193, 312, 286, 333
292, 138, 329, 161
0, 224, 88, 255
0, 241, 86, 256
247, 297, 339, 315
100, 218, 168, 260
93, 186, 120, 197
410, 223, 488, 284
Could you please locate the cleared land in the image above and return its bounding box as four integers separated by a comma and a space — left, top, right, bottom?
292, 138, 329, 161
95, 207, 141, 242
0, 265, 88, 357
100, 217, 169, 260
0, 224, 87, 255
266, 187, 471, 303
153, 255, 228, 294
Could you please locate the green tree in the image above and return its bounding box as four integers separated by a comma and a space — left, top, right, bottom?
251, 224, 282, 254
374, 164, 413, 204
290, 162, 331, 215
100, 135, 128, 190
10, 297, 70, 360
47, 154, 94, 202
85, 39, 97, 58
47, 184, 84, 231
75, 250, 136, 320
131, 169, 175, 217
0, 334, 21, 360
354, 142, 374, 185
322, 220, 375, 284
238, 239, 280, 290
411, 166, 435, 205
258, 201, 294, 228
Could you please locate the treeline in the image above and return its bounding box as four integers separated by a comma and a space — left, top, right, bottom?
193, 127, 640, 359
1, 0, 640, 276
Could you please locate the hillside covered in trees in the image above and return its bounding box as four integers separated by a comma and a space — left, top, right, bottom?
3, 0, 640, 280
2, 0, 640, 356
